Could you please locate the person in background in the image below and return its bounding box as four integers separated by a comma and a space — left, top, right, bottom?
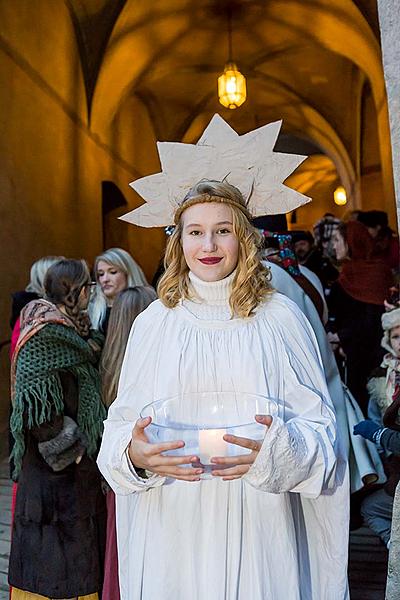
291, 229, 338, 293
353, 307, 400, 548
357, 210, 399, 272
8, 255, 65, 544
10, 256, 65, 356
353, 298, 400, 599
328, 221, 394, 413
9, 259, 106, 600
100, 286, 157, 600
343, 209, 362, 223
261, 231, 328, 323
313, 212, 342, 261
263, 231, 384, 497
89, 248, 149, 333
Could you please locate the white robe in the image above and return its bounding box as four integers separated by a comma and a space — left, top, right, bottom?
98, 273, 349, 600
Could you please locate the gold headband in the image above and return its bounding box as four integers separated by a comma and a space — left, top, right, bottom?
173, 193, 252, 224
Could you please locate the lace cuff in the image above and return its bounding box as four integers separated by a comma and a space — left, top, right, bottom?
244, 416, 314, 494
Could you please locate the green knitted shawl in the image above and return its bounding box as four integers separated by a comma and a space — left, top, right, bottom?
11, 323, 106, 478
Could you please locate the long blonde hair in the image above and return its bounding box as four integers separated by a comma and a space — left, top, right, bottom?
89, 247, 149, 330
157, 180, 273, 318
26, 256, 65, 295
100, 286, 157, 407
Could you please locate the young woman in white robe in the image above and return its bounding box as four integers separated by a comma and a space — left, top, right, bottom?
97, 180, 349, 600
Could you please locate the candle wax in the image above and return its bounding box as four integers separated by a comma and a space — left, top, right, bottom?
198, 429, 227, 465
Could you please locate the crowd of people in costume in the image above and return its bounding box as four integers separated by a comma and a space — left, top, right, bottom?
4, 115, 400, 600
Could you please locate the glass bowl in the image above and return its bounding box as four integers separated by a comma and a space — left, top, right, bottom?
140, 391, 278, 470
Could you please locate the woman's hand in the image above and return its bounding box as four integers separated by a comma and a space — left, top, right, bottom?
128, 417, 203, 481
210, 415, 273, 481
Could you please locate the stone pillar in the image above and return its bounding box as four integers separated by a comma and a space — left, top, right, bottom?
386, 482, 400, 599
377, 0, 400, 232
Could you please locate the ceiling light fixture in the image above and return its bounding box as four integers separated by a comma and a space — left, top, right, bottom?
334, 186, 347, 206
218, 6, 246, 109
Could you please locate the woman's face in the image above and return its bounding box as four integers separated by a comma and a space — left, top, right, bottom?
96, 260, 127, 302
390, 325, 400, 357
332, 229, 348, 261
181, 202, 239, 282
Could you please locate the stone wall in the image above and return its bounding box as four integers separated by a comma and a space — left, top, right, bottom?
377, 0, 400, 231
0, 2, 163, 441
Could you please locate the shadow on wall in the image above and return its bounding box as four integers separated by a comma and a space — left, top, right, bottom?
102, 181, 129, 250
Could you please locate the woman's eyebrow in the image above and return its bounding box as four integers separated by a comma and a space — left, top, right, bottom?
185, 221, 233, 228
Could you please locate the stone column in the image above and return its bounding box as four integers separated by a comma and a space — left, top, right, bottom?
377, 0, 400, 232
386, 482, 400, 599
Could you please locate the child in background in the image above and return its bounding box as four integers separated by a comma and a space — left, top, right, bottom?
100, 286, 157, 600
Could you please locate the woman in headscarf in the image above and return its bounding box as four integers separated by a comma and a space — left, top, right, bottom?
9, 259, 106, 600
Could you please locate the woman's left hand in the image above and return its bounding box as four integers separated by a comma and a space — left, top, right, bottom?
210, 415, 273, 481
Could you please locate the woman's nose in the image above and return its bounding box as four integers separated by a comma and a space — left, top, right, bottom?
202, 235, 217, 252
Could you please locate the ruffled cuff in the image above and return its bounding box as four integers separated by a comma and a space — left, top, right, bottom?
123, 446, 165, 489
243, 416, 321, 496
106, 435, 166, 494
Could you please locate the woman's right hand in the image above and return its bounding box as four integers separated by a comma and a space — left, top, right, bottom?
128, 417, 203, 481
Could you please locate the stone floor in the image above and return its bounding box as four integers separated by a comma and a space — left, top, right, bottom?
0, 459, 389, 599
0, 460, 11, 600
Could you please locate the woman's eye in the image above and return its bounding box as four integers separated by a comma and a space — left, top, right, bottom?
189, 230, 201, 236
217, 228, 231, 234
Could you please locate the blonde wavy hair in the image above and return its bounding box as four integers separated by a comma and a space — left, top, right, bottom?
157, 180, 273, 318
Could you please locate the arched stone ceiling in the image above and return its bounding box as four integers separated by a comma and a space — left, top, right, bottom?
66, 0, 394, 213
65, 0, 125, 109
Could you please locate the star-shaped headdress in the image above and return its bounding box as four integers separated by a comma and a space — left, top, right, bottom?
121, 114, 311, 227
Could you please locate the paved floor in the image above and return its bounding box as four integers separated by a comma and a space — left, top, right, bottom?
0, 459, 389, 599
0, 460, 11, 600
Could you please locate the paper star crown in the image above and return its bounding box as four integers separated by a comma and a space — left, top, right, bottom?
121, 114, 311, 227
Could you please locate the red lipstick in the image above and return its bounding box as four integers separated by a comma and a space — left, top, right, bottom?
199, 257, 222, 265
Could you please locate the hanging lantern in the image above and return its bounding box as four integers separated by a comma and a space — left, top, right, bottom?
218, 61, 247, 109
334, 186, 347, 206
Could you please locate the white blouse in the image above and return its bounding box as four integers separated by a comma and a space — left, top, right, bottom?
98, 271, 349, 599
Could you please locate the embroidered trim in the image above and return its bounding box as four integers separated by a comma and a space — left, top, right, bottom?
245, 419, 308, 493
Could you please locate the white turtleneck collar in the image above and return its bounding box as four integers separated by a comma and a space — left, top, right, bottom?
188, 270, 236, 305
181, 270, 236, 321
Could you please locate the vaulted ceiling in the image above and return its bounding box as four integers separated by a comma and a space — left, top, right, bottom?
64, 0, 394, 221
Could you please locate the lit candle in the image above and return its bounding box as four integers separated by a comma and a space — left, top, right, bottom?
198, 429, 227, 465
